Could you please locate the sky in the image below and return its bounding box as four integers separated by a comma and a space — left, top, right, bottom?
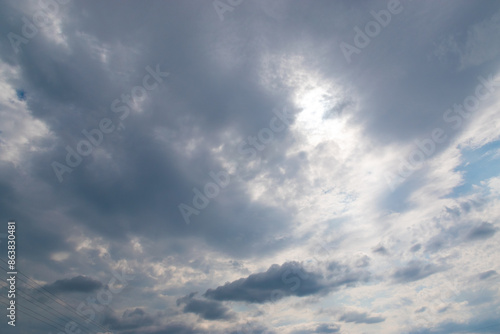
0, 0, 499, 333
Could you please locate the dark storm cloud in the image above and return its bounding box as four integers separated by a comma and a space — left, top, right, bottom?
392, 260, 446, 283
176, 292, 235, 321
204, 261, 370, 303
339, 311, 385, 324
43, 275, 103, 294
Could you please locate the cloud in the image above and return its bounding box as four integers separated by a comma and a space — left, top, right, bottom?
229, 322, 275, 334
409, 244, 421, 252
204, 261, 370, 304
339, 311, 385, 324
409, 317, 500, 334
102, 307, 156, 331
466, 222, 498, 241
176, 292, 235, 321
479, 270, 498, 280
355, 255, 371, 268
424, 220, 498, 253
373, 245, 389, 255
0, 1, 499, 333
290, 323, 341, 334
463, 289, 495, 306
204, 262, 326, 303
315, 323, 341, 333
392, 261, 447, 283
141, 322, 205, 334
434, 10, 500, 70
44, 275, 103, 294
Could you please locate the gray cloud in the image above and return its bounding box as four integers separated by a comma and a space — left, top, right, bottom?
410, 244, 421, 252
479, 270, 498, 280
228, 322, 275, 334
392, 261, 447, 283
204, 262, 326, 303
466, 222, 497, 241
409, 317, 500, 334
373, 245, 388, 255
315, 323, 341, 333
44, 275, 103, 294
291, 323, 341, 334
463, 289, 495, 306
204, 261, 370, 304
355, 255, 371, 268
424, 220, 497, 253
1, 0, 499, 333
176, 292, 235, 321
339, 311, 385, 324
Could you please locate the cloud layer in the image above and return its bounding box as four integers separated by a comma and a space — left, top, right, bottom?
0, 1, 499, 333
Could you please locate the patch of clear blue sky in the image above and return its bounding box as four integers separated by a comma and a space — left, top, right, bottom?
448, 140, 500, 198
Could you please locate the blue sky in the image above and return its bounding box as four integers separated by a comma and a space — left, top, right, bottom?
0, 1, 499, 333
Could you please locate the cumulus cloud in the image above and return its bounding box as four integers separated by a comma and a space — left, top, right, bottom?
176, 292, 235, 321
204, 261, 369, 304
43, 275, 103, 294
